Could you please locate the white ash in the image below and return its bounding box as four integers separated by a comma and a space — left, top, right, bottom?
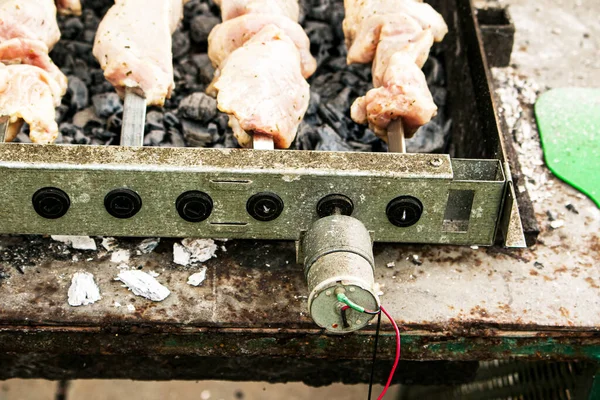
173, 239, 218, 266
114, 302, 122, 307
116, 270, 170, 302
386, 262, 395, 268
492, 67, 553, 204
138, 238, 160, 254
411, 254, 423, 266
52, 235, 97, 251
110, 249, 130, 264
187, 267, 208, 287
173, 243, 191, 266
550, 220, 565, 229
127, 304, 136, 312
148, 270, 160, 278
68, 272, 101, 306
101, 237, 117, 251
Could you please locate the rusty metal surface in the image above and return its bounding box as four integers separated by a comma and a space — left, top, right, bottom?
0, 176, 598, 369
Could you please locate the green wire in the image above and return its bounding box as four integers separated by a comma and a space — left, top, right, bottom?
337, 293, 366, 313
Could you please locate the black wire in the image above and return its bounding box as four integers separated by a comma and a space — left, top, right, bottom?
341, 307, 350, 328
367, 310, 382, 400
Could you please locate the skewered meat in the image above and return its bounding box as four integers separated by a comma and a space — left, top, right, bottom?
214, 25, 309, 148
0, 38, 67, 94
0, 0, 68, 143
215, 0, 299, 22
343, 0, 447, 139
0, 63, 61, 143
0, 0, 61, 50
56, 0, 82, 16
93, 0, 186, 106
207, 0, 315, 149
207, 13, 315, 82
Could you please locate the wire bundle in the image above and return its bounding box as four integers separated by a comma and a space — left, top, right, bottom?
336, 293, 401, 399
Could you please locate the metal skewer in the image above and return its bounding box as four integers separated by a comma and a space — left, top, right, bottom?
0, 116, 9, 143
387, 119, 406, 153
252, 132, 274, 150
121, 88, 146, 147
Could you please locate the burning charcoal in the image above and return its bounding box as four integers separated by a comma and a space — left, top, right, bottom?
191, 54, 215, 84
168, 127, 186, 147
83, 118, 104, 136
304, 21, 334, 68
92, 127, 116, 142
430, 85, 447, 108
224, 131, 239, 148
212, 112, 229, 133
107, 111, 123, 133
307, 91, 321, 116
315, 125, 353, 152
144, 130, 166, 146
295, 122, 319, 150
81, 9, 101, 32
327, 2, 346, 40
60, 123, 82, 139
179, 92, 217, 122
90, 69, 106, 86
55, 105, 69, 124
406, 115, 449, 154
92, 93, 123, 118
423, 55, 446, 86
307, 0, 332, 21
89, 82, 114, 96
83, 30, 96, 44
330, 87, 353, 111
163, 112, 180, 128
73, 58, 91, 85
184, 0, 212, 23
172, 30, 191, 60
317, 103, 352, 139
61, 18, 84, 40
74, 128, 92, 145
51, 41, 95, 67
327, 57, 347, 71
73, 106, 104, 128
181, 119, 213, 147
311, 72, 344, 100
190, 15, 220, 44
67, 76, 89, 111
145, 111, 164, 132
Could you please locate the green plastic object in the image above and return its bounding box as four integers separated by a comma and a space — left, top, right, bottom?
535, 88, 600, 207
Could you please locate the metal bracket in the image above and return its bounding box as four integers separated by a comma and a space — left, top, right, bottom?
498, 161, 526, 248
0, 144, 507, 246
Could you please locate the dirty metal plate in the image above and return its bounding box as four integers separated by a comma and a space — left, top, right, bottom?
0, 144, 505, 245
0, 183, 598, 363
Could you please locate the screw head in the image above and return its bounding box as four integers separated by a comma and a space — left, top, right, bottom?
32, 187, 70, 219
247, 192, 284, 221
386, 196, 423, 227
430, 158, 443, 167
317, 194, 354, 217
176, 191, 213, 222
104, 188, 142, 219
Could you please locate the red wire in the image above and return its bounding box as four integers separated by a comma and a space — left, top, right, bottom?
376, 306, 401, 400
